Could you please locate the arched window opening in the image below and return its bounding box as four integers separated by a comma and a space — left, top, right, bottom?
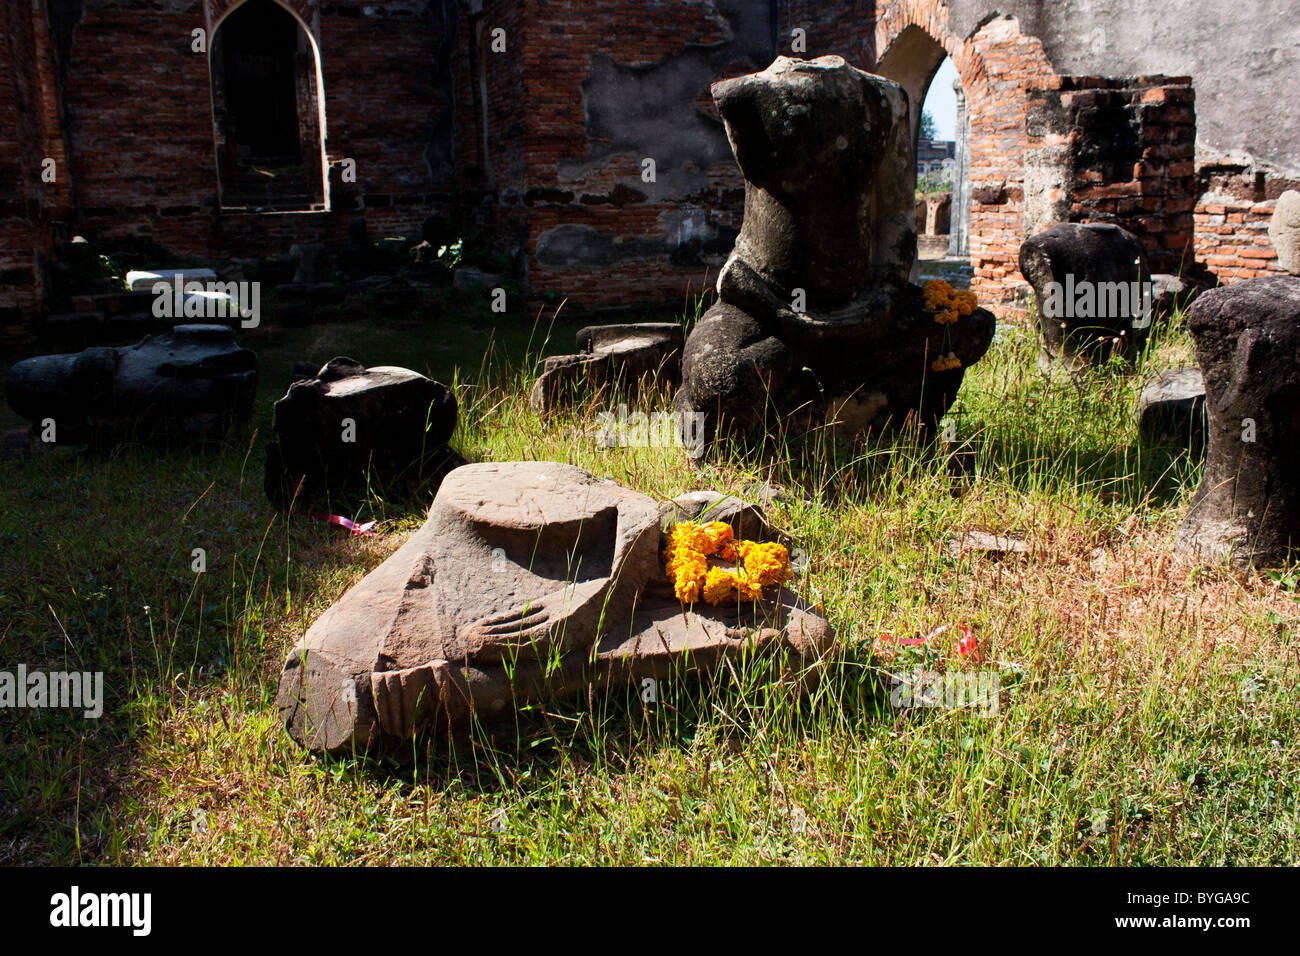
917, 58, 968, 263
876, 28, 970, 278
211, 0, 326, 211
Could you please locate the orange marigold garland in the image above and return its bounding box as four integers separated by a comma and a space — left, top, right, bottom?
664, 521, 792, 605
922, 279, 977, 373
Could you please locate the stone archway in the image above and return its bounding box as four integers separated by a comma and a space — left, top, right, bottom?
207, 0, 328, 211
874, 4, 1057, 308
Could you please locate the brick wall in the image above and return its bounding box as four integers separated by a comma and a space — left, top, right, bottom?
780, 0, 876, 66
498, 0, 772, 316
1193, 162, 1299, 282
57, 0, 451, 256
795, 1, 1057, 309
2, 0, 1293, 341
0, 0, 67, 344
1026, 76, 1198, 276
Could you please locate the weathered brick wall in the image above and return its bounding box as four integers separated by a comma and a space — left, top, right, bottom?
504, 0, 772, 315
1193, 163, 1299, 282
0, 0, 67, 343
797, 2, 1057, 309
780, 0, 875, 65
775, 3, 1060, 308
450, 0, 531, 255
943, 16, 1056, 309
58, 0, 451, 255
1026, 76, 1198, 275
3, 0, 1294, 340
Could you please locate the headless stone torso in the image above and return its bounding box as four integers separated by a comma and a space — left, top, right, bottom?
714, 56, 915, 327
674, 55, 994, 443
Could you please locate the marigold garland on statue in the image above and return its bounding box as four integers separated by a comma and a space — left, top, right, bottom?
922, 279, 977, 373
663, 520, 792, 605
922, 279, 979, 325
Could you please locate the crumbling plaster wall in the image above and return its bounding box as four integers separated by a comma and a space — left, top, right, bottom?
944, 0, 1298, 283
514, 0, 778, 312
942, 0, 1298, 177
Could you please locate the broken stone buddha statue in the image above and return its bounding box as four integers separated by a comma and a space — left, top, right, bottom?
277, 462, 834, 754
674, 55, 995, 444
4, 324, 257, 445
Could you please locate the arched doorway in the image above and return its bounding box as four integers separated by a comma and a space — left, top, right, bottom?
210, 0, 327, 211
874, 13, 1057, 309
876, 26, 967, 281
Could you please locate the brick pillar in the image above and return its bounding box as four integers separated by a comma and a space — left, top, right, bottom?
1024, 75, 1199, 275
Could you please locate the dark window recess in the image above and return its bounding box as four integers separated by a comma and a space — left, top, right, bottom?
211, 0, 324, 211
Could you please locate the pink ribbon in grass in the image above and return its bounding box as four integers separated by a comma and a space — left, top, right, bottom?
310, 512, 378, 536
875, 622, 983, 661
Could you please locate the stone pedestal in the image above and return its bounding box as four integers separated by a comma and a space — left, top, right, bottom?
1176, 276, 1300, 567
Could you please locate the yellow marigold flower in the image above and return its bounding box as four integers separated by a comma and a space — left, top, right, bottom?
733, 568, 765, 602
923, 279, 979, 322
674, 572, 703, 603
702, 566, 738, 604
665, 548, 703, 579
742, 541, 791, 587
953, 290, 978, 316
923, 279, 954, 312
667, 520, 732, 557
664, 521, 792, 605
699, 521, 733, 554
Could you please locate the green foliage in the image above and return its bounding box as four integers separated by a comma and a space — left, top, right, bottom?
920, 109, 938, 141
916, 169, 954, 198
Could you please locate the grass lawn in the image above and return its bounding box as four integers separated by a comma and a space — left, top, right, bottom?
1, 297, 1296, 866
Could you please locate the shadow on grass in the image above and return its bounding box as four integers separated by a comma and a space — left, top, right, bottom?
338, 641, 894, 800
0, 312, 597, 863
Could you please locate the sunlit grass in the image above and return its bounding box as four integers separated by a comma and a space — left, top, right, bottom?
0, 303, 1295, 866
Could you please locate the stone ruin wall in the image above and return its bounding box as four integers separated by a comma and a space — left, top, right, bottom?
0, 0, 1297, 340
940, 0, 1300, 288
0, 0, 68, 341
0, 0, 459, 344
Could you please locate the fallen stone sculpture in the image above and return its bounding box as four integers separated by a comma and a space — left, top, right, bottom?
1176, 275, 1300, 567
1269, 190, 1300, 275
1150, 272, 1214, 324
529, 323, 684, 415
276, 462, 834, 754
1137, 367, 1206, 452
673, 56, 995, 445
1019, 222, 1152, 370
265, 357, 459, 506
4, 323, 256, 445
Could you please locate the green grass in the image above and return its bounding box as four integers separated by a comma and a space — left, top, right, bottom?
0, 302, 1296, 866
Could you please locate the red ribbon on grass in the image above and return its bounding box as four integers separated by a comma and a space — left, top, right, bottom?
310, 512, 378, 536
